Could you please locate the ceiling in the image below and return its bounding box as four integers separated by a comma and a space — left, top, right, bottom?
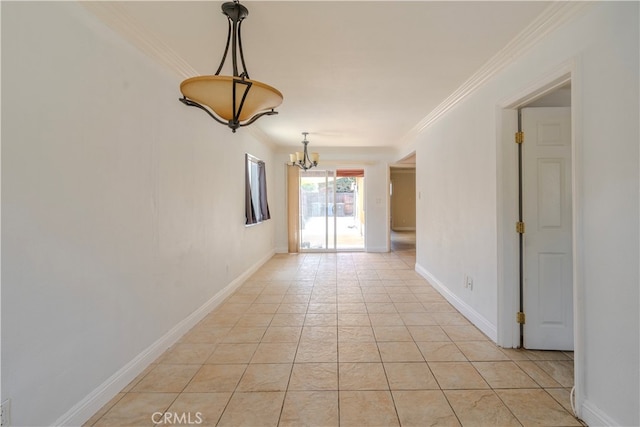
85, 1, 553, 149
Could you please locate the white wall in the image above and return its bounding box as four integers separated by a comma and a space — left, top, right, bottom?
413, 2, 639, 426
1, 3, 275, 425
273, 147, 395, 253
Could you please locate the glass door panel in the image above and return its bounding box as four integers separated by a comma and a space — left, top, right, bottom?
300, 170, 334, 250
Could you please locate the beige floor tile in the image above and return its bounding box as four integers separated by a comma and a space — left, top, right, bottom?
388, 294, 419, 304
363, 293, 392, 303
236, 363, 292, 392
280, 391, 339, 426
337, 302, 368, 313
366, 302, 398, 314
456, 341, 510, 361
339, 390, 399, 426
393, 302, 426, 313
217, 391, 285, 427
378, 341, 424, 362
247, 303, 281, 314
308, 303, 337, 313
373, 325, 413, 341
158, 343, 216, 365
525, 350, 572, 361
384, 362, 439, 390
369, 313, 405, 326
251, 342, 298, 364
270, 313, 306, 326
431, 312, 471, 325
338, 326, 376, 342
445, 390, 520, 427
83, 393, 125, 426
221, 326, 267, 343
442, 325, 488, 341
473, 361, 540, 389
254, 294, 285, 304
226, 293, 258, 304
93, 392, 177, 427
235, 313, 275, 327
496, 389, 582, 426
545, 387, 575, 413
535, 360, 574, 387
121, 364, 156, 393
289, 363, 338, 390
261, 326, 302, 343
180, 326, 231, 344
339, 362, 389, 390
206, 343, 257, 364
184, 364, 247, 392
392, 390, 460, 427
277, 303, 309, 314
304, 312, 337, 326
501, 348, 531, 360
416, 342, 468, 362
131, 364, 200, 392
296, 340, 338, 362
423, 302, 458, 313
399, 312, 438, 325
300, 326, 337, 342
337, 313, 371, 326
515, 360, 562, 387
165, 392, 231, 426
281, 294, 310, 304
407, 325, 451, 342
338, 342, 382, 362
429, 362, 490, 389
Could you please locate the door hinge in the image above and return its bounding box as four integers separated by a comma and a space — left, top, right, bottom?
517, 312, 526, 324
516, 221, 525, 234
515, 131, 524, 144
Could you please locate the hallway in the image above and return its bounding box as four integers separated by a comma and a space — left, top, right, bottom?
86, 251, 580, 426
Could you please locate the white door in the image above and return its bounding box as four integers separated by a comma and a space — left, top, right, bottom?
522, 107, 573, 350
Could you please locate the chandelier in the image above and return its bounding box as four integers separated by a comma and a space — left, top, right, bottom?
289, 132, 319, 171
179, 1, 283, 132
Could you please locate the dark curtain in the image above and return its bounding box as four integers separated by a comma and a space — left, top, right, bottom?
245, 154, 257, 225
258, 160, 271, 221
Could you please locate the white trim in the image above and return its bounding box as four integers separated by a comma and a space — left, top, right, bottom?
581, 399, 620, 427
415, 263, 497, 342
397, 2, 590, 148
496, 57, 585, 418
55, 250, 275, 427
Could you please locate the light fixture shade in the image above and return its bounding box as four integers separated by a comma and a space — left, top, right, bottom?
180, 76, 283, 122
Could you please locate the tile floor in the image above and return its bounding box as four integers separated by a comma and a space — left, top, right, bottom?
85, 249, 583, 426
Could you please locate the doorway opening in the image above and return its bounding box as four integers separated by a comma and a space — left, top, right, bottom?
389, 153, 416, 258
498, 66, 581, 418
299, 169, 365, 252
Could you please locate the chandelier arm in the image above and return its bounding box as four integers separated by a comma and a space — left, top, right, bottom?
239, 110, 278, 127
179, 97, 229, 127
231, 78, 252, 125
215, 18, 233, 76
237, 20, 250, 78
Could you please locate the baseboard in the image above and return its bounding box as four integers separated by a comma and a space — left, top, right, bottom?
580, 399, 621, 427
391, 227, 416, 231
55, 250, 275, 427
415, 263, 497, 342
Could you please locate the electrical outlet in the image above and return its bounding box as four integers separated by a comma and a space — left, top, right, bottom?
1, 398, 11, 427
465, 275, 473, 290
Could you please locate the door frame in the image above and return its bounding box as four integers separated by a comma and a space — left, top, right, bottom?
496, 59, 584, 416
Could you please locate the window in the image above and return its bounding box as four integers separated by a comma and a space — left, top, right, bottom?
245, 153, 271, 225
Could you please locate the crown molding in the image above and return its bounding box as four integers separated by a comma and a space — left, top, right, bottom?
397, 1, 591, 148
80, 1, 198, 79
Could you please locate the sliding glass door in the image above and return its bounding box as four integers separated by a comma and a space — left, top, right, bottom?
299, 169, 364, 252
299, 170, 335, 250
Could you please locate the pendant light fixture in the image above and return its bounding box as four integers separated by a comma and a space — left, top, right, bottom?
179, 0, 283, 132
290, 132, 319, 171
